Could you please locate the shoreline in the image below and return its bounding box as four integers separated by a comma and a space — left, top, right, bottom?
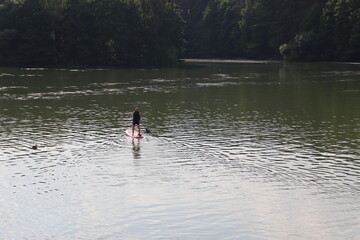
183, 58, 360, 65
182, 58, 281, 64
1, 59, 359, 70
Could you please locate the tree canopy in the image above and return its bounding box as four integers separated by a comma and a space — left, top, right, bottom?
0, 0, 185, 67
177, 0, 360, 62
0, 0, 360, 66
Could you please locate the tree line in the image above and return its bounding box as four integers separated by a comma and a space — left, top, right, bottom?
0, 0, 359, 67
178, 0, 360, 62
0, 0, 185, 67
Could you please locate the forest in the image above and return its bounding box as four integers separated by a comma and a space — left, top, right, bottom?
0, 0, 185, 67
0, 0, 360, 67
178, 0, 360, 62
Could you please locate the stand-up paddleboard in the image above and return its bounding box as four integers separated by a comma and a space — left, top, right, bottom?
125, 129, 144, 139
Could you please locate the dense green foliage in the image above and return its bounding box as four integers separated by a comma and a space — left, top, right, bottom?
0, 0, 185, 66
177, 0, 360, 62
1, 0, 360, 66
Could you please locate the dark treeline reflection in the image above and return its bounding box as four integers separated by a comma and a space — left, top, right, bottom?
0, 0, 184, 67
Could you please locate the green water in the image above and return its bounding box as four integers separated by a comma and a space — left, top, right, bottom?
0, 62, 359, 239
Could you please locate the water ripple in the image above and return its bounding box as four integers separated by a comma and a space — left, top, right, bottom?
1, 64, 359, 239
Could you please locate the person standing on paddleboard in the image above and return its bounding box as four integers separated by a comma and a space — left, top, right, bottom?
132, 107, 141, 136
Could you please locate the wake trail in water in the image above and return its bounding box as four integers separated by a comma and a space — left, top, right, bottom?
153, 115, 360, 198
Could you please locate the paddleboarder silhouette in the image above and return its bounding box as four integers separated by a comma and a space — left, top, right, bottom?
132, 107, 141, 137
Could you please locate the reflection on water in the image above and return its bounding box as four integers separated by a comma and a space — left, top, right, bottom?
132, 139, 141, 159
0, 62, 359, 239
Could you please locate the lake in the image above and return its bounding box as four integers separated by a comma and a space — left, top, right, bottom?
0, 61, 359, 239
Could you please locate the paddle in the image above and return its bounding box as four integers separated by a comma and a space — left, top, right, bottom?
144, 126, 150, 133
141, 122, 150, 133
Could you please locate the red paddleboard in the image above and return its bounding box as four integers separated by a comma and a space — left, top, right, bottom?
125, 130, 144, 139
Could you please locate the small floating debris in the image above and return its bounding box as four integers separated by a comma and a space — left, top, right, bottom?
32, 144, 38, 150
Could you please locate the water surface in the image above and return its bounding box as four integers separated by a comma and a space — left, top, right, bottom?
0, 62, 359, 239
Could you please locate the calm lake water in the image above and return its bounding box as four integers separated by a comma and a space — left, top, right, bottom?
0, 61, 359, 239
